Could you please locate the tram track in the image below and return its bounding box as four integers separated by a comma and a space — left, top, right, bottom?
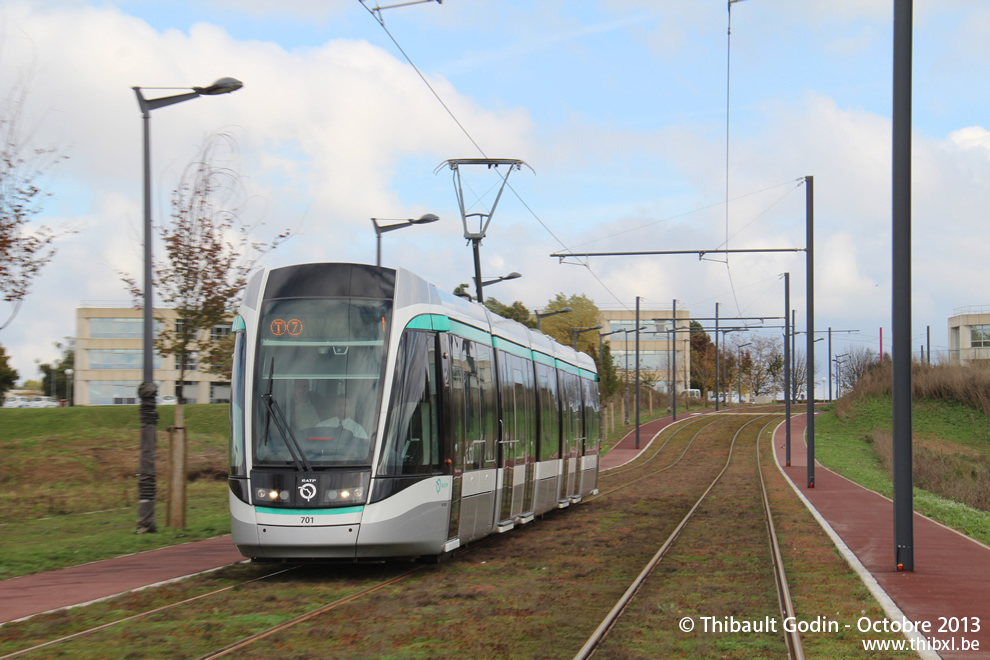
2, 411, 899, 658
575, 413, 805, 659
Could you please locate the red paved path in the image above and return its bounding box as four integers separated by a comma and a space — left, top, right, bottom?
774, 413, 990, 658
4, 408, 989, 659
0, 536, 243, 623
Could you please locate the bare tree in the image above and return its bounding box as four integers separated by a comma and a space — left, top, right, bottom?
0, 80, 69, 320
745, 335, 783, 398
837, 345, 878, 394
790, 348, 822, 400
123, 132, 289, 530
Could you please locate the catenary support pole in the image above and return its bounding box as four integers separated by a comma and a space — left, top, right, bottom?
784, 273, 791, 466
635, 297, 641, 449
892, 0, 914, 571
806, 175, 816, 489
672, 299, 677, 422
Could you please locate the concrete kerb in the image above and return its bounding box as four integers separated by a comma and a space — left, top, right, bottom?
769, 416, 937, 660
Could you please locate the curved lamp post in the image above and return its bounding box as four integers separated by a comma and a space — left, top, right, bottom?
572, 324, 603, 350
372, 213, 439, 266
132, 77, 243, 534
535, 306, 573, 331
475, 271, 520, 292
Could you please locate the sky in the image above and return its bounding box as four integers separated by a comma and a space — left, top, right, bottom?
1, 0, 988, 396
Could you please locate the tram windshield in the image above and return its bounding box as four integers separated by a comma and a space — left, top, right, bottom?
252, 297, 391, 467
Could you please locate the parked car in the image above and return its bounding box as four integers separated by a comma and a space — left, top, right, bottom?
25, 396, 58, 408
3, 396, 30, 408
158, 395, 177, 405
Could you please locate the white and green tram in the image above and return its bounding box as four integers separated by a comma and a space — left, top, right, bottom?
229, 263, 601, 561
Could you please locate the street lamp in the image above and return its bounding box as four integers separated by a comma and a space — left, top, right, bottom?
63, 367, 73, 406
536, 306, 573, 331
474, 271, 521, 290
132, 76, 243, 535
372, 213, 439, 266
572, 325, 603, 350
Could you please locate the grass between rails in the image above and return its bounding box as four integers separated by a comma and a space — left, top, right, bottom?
0, 413, 930, 658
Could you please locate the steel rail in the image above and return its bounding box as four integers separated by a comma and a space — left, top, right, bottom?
757, 423, 805, 660
0, 567, 297, 660
574, 414, 774, 659
198, 565, 428, 659
591, 416, 721, 498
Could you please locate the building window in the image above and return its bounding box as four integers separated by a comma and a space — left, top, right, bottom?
210, 382, 231, 404
211, 323, 232, 341
175, 352, 198, 371
607, 320, 670, 340
90, 318, 143, 339
89, 349, 162, 370
972, 325, 990, 348
88, 380, 143, 405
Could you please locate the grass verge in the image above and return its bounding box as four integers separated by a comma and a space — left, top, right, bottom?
815, 397, 990, 546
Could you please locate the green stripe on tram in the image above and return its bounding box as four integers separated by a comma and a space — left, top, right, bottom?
533, 351, 556, 368
492, 336, 531, 360
256, 506, 364, 516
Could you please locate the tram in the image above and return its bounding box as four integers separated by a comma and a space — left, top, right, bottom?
228, 263, 600, 561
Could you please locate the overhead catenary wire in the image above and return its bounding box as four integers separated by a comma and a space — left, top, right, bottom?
358, 0, 631, 311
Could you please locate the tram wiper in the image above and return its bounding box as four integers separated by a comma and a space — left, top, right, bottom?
261, 358, 313, 472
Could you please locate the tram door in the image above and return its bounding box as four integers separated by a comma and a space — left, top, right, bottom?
560, 371, 582, 501
447, 335, 497, 543
497, 352, 536, 525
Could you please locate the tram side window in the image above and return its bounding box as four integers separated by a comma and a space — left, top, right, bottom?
450, 335, 496, 470
380, 331, 440, 476
497, 352, 537, 465
229, 328, 247, 477
582, 376, 601, 455
536, 362, 560, 461
560, 371, 582, 458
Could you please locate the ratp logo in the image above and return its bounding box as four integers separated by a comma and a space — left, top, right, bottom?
435, 478, 450, 494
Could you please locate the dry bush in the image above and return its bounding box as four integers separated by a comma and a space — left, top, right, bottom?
868, 428, 990, 512
839, 361, 990, 419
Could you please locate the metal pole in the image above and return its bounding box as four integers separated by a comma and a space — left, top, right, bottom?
828, 327, 833, 401
806, 174, 816, 489
624, 332, 630, 424
790, 309, 797, 403
472, 238, 484, 303
784, 272, 791, 466
137, 100, 158, 534
672, 299, 677, 421
635, 297, 641, 449
376, 232, 382, 267
715, 303, 720, 411
927, 325, 931, 364
892, 0, 914, 571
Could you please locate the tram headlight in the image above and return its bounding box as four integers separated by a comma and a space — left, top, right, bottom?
327, 490, 338, 501
340, 490, 351, 499
268, 489, 279, 500
279, 490, 290, 501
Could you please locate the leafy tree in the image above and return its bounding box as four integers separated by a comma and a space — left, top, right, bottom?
482, 296, 534, 327
537, 292, 600, 354
689, 321, 716, 399
122, 132, 290, 530
0, 344, 17, 398
596, 341, 620, 400
39, 342, 74, 401
0, 81, 70, 313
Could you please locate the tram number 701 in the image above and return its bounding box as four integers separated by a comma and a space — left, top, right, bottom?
300, 516, 315, 524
